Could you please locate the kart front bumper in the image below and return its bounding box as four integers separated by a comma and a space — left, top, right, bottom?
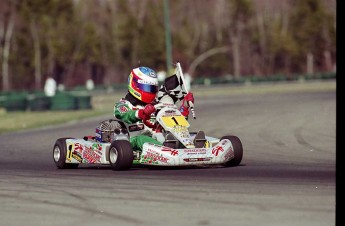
140, 138, 234, 166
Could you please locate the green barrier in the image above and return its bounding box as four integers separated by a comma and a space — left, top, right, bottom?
303, 72, 336, 80
0, 95, 6, 108
27, 93, 51, 111
4, 92, 28, 112
74, 94, 92, 110
50, 92, 77, 110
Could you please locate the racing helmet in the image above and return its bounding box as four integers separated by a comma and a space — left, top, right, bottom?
128, 66, 159, 104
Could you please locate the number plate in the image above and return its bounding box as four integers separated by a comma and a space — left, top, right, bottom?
161, 115, 190, 128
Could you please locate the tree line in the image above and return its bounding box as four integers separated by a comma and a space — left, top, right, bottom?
0, 0, 336, 91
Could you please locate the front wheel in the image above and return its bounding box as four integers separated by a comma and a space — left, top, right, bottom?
53, 138, 79, 169
221, 135, 243, 167
108, 140, 134, 170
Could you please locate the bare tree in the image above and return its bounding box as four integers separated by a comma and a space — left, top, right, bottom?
1, 0, 15, 91
30, 18, 42, 90
188, 46, 231, 77
125, 0, 149, 66
227, 0, 253, 78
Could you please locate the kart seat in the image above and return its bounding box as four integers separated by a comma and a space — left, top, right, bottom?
163, 132, 179, 149
194, 131, 206, 148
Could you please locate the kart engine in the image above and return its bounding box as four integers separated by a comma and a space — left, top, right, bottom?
95, 119, 128, 143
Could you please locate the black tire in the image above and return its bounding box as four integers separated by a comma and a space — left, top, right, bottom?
53, 138, 79, 169
221, 135, 243, 167
108, 140, 133, 171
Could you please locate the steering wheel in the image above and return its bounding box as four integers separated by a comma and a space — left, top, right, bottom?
142, 100, 174, 129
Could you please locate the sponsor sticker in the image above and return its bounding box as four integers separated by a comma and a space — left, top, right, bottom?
184, 149, 207, 155
161, 147, 178, 156
138, 79, 157, 85
118, 105, 129, 113
142, 153, 169, 164
82, 146, 101, 163
72, 152, 82, 162
212, 146, 224, 156
223, 147, 234, 161
183, 157, 212, 162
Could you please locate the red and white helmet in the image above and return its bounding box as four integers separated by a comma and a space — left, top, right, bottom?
128, 67, 159, 104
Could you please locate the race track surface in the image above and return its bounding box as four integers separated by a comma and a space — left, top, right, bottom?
0, 85, 336, 226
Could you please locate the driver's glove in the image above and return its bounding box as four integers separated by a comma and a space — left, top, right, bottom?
184, 92, 194, 104
138, 104, 156, 121
179, 104, 189, 117
179, 92, 194, 117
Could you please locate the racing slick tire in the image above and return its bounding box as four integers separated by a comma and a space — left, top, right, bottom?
108, 140, 134, 171
221, 135, 243, 167
53, 138, 79, 169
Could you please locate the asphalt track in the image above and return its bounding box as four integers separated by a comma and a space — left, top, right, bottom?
0, 83, 336, 226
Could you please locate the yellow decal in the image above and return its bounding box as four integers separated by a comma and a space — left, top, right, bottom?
66, 143, 74, 162
173, 125, 188, 133
161, 115, 189, 128
204, 141, 210, 148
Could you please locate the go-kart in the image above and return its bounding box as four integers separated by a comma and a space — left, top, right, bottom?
52, 63, 243, 170
52, 102, 243, 170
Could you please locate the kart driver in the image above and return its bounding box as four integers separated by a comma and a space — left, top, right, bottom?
113, 66, 195, 152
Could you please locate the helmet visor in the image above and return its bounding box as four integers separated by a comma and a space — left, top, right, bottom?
136, 83, 158, 93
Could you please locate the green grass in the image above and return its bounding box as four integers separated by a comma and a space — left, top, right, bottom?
0, 109, 106, 134
0, 93, 122, 134
0, 80, 335, 134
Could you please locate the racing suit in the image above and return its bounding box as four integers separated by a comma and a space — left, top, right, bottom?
114, 93, 161, 151
114, 73, 195, 151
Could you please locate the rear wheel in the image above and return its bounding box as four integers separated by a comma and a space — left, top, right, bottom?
221, 135, 243, 167
53, 138, 79, 169
108, 140, 133, 170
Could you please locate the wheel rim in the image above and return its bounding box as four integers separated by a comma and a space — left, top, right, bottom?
53, 146, 61, 162
109, 147, 118, 163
